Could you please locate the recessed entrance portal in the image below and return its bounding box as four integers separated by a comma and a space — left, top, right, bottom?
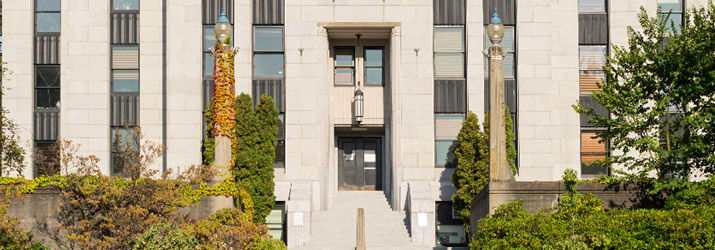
338, 137, 382, 191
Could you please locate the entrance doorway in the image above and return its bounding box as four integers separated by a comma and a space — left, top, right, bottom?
338, 137, 382, 191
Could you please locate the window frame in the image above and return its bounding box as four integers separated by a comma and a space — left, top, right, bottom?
110, 127, 140, 175
434, 26, 466, 80
253, 26, 285, 80
434, 114, 465, 168
110, 45, 140, 94
435, 201, 467, 247
274, 113, 285, 168
658, 0, 685, 33
578, 45, 608, 94
35, 0, 61, 35
580, 129, 610, 178
578, 0, 607, 13
363, 46, 385, 86
112, 0, 140, 12
34, 65, 61, 109
333, 46, 356, 86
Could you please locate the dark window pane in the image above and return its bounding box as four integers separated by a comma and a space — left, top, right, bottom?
255, 27, 284, 52
36, 67, 60, 87
113, 0, 140, 10
36, 88, 60, 108
435, 140, 458, 168
578, 0, 606, 12
335, 48, 354, 66
254, 54, 284, 77
35, 141, 60, 176
36, 13, 60, 33
365, 68, 383, 85
112, 70, 139, 92
204, 53, 215, 77
36, 0, 60, 11
274, 140, 285, 168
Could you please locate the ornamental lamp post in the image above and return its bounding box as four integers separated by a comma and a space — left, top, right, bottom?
211, 9, 238, 176
484, 8, 512, 182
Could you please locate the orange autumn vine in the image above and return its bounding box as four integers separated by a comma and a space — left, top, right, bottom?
211, 37, 238, 164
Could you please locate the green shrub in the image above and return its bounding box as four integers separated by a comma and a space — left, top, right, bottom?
665, 177, 715, 209
233, 93, 278, 224
452, 110, 517, 231
471, 173, 715, 249
248, 235, 288, 250
133, 224, 198, 250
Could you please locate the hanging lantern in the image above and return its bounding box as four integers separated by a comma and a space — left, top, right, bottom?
354, 88, 364, 124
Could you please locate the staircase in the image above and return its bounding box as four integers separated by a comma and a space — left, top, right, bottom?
293, 191, 426, 250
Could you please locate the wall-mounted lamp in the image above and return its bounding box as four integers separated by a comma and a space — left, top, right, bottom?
354, 87, 364, 124
414, 48, 419, 56
299, 47, 304, 56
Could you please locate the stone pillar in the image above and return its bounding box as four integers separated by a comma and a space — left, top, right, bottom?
488, 45, 513, 181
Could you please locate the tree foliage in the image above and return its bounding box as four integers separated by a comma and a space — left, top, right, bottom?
1, 59, 27, 177
452, 110, 517, 231
573, 5, 715, 192
233, 93, 278, 224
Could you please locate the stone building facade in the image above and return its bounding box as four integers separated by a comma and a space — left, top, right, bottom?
2, 0, 709, 247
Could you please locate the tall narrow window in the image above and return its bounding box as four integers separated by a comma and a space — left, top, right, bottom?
434, 0, 467, 169
334, 47, 355, 86
252, 0, 285, 168
579, 0, 609, 178
364, 47, 384, 86
34, 0, 61, 177
110, 0, 140, 175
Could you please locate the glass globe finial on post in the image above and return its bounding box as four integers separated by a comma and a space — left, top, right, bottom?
487, 8, 505, 46
214, 9, 231, 44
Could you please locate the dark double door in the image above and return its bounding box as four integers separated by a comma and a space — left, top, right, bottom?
338, 137, 382, 191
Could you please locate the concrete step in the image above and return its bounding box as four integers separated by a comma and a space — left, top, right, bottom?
300, 191, 418, 249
